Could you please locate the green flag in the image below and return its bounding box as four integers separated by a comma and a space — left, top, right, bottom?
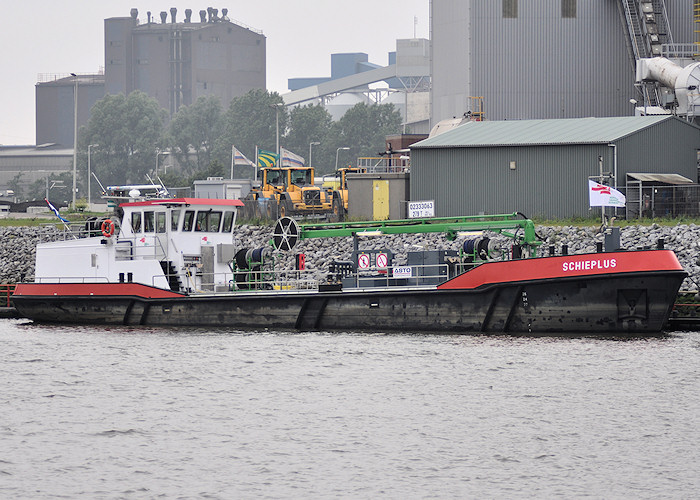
257, 149, 278, 168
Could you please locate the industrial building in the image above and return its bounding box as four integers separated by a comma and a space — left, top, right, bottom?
35, 7, 265, 147
430, 0, 695, 125
410, 116, 700, 219
105, 7, 265, 115
283, 39, 431, 133
35, 74, 105, 147
0, 144, 73, 201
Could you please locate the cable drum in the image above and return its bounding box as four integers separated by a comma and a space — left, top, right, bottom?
234, 248, 249, 269
463, 237, 490, 259
272, 217, 300, 251
246, 247, 270, 264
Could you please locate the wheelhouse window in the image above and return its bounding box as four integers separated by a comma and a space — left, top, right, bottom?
190, 210, 223, 232
171, 209, 181, 231
183, 210, 195, 231
195, 211, 208, 231
209, 211, 222, 232
222, 211, 234, 232
131, 212, 142, 233
144, 211, 155, 232
156, 212, 166, 233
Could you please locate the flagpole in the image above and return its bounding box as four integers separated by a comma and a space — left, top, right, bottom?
231, 145, 235, 180
255, 146, 259, 182
598, 155, 605, 226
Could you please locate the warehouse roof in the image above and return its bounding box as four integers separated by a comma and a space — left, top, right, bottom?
412, 115, 681, 148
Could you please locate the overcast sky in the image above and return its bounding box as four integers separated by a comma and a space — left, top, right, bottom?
0, 1, 429, 145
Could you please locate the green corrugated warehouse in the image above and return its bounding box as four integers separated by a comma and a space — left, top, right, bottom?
410, 116, 700, 219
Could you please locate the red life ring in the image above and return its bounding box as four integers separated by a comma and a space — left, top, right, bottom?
101, 219, 115, 237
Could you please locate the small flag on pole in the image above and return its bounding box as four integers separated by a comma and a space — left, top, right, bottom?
280, 147, 305, 168
588, 180, 626, 207
233, 146, 255, 167
45, 198, 69, 223
257, 149, 278, 168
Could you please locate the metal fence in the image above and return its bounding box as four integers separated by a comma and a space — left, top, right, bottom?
357, 156, 410, 173
620, 184, 700, 219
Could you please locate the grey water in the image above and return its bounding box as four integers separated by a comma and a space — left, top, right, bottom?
1, 320, 698, 499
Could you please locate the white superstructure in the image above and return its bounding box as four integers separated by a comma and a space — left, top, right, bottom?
35, 198, 244, 293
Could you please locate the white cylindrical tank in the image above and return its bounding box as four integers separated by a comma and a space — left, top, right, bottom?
325, 93, 368, 121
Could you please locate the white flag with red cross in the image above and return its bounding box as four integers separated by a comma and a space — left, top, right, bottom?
588, 180, 626, 207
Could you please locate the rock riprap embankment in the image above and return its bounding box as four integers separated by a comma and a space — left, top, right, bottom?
2, 223, 699, 290
0, 226, 61, 284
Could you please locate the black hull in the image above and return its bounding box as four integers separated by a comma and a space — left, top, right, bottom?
13, 271, 686, 335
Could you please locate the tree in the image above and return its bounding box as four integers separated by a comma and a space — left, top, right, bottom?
8, 173, 24, 201
283, 104, 333, 169
214, 89, 287, 176
79, 91, 167, 187
186, 160, 226, 187
167, 96, 223, 175
316, 102, 403, 175
27, 172, 73, 205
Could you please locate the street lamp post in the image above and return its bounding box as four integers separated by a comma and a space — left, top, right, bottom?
270, 103, 284, 156
335, 147, 350, 171
87, 144, 98, 209
309, 141, 320, 167
71, 73, 78, 208
155, 149, 169, 179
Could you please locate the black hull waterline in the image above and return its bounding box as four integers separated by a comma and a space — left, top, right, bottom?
13, 271, 686, 334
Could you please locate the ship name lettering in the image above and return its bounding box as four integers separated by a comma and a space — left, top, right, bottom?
562, 259, 616, 272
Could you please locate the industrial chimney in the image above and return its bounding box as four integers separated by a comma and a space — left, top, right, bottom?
160, 11, 167, 24
199, 10, 207, 23
184, 9, 192, 23
170, 7, 177, 23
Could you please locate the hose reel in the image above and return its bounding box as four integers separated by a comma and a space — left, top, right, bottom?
273, 217, 300, 251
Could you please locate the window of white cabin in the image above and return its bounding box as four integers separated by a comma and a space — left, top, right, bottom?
144, 211, 155, 232
171, 210, 181, 231
156, 212, 166, 233
183, 210, 195, 231
131, 212, 142, 233
209, 211, 222, 232
222, 211, 234, 232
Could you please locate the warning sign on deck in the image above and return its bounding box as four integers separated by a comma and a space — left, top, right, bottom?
357, 254, 371, 269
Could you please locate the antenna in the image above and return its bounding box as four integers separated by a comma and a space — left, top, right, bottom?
414, 16, 417, 38
91, 172, 107, 194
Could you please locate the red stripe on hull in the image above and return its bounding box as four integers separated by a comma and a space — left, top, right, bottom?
13, 282, 183, 298
438, 250, 684, 290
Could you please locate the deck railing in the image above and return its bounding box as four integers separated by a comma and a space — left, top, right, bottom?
1, 284, 15, 307
33, 277, 111, 284
157, 262, 460, 295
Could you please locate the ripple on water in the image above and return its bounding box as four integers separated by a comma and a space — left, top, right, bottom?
0, 320, 699, 498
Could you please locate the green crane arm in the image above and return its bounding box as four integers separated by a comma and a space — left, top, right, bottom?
271, 213, 541, 254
